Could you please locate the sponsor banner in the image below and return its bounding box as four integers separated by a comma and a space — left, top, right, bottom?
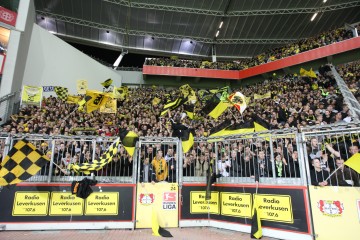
85, 192, 119, 215
49, 192, 84, 216
309, 186, 360, 240
0, 184, 134, 222
255, 194, 293, 223
221, 192, 252, 218
190, 191, 219, 214
181, 185, 310, 234
12, 192, 50, 216
358, 200, 360, 222
0, 7, 17, 27
43, 86, 54, 92
136, 183, 178, 228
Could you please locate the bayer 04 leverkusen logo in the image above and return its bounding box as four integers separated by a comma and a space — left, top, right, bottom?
139, 193, 155, 205
318, 200, 344, 217
0, 9, 15, 23
163, 192, 176, 210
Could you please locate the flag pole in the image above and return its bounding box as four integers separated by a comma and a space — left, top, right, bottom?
324, 166, 342, 182
226, 105, 237, 119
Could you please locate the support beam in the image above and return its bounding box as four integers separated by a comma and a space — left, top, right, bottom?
36, 11, 296, 45
103, 0, 360, 17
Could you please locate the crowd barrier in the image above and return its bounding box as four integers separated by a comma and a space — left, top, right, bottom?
0, 123, 359, 240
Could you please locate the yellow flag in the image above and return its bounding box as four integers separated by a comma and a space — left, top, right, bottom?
254, 91, 271, 100
85, 90, 108, 113
21, 86, 43, 106
300, 68, 317, 78
100, 98, 117, 114
113, 86, 128, 100
152, 97, 161, 106
101, 78, 113, 88
67, 95, 81, 104
77, 80, 88, 94
344, 153, 360, 174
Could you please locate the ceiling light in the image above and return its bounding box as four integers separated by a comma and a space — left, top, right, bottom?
215, 30, 220, 37
323, 0, 327, 3
311, 12, 318, 21
219, 21, 223, 29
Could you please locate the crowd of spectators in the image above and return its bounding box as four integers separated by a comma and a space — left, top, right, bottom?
1, 62, 359, 186
337, 60, 360, 103
145, 25, 357, 70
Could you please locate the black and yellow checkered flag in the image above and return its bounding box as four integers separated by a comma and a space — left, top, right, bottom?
54, 86, 69, 101
0, 139, 50, 186
68, 138, 120, 175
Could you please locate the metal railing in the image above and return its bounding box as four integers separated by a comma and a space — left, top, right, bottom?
1, 123, 359, 188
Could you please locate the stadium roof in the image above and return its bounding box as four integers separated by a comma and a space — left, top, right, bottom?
34, 0, 360, 60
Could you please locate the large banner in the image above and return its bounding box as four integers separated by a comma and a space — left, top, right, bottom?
0, 7, 17, 27
21, 86, 43, 106
309, 186, 360, 240
0, 184, 135, 223
181, 184, 310, 234
136, 183, 178, 228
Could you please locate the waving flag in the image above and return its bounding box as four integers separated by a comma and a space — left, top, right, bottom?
0, 140, 50, 186
101, 78, 113, 88
228, 91, 247, 114
68, 138, 120, 175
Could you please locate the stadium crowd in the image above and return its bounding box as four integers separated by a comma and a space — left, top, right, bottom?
1, 61, 359, 187
145, 25, 356, 70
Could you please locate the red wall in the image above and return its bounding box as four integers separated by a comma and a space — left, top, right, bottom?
142, 65, 239, 79
143, 37, 360, 80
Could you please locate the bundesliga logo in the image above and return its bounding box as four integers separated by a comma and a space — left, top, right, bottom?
0, 10, 15, 23
163, 192, 176, 210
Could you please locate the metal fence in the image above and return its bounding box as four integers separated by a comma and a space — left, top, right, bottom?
1, 123, 359, 187
182, 128, 305, 186
300, 122, 360, 187
3, 135, 133, 184
137, 137, 180, 184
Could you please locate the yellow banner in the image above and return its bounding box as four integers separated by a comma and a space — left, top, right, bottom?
49, 192, 84, 216
300, 68, 317, 78
221, 192, 252, 218
100, 98, 117, 114
77, 80, 88, 94
190, 191, 219, 214
85, 192, 119, 215
255, 194, 293, 223
113, 86, 128, 100
309, 186, 360, 240
136, 183, 178, 228
67, 95, 81, 104
21, 86, 43, 105
254, 91, 271, 100
86, 90, 108, 113
12, 192, 49, 216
